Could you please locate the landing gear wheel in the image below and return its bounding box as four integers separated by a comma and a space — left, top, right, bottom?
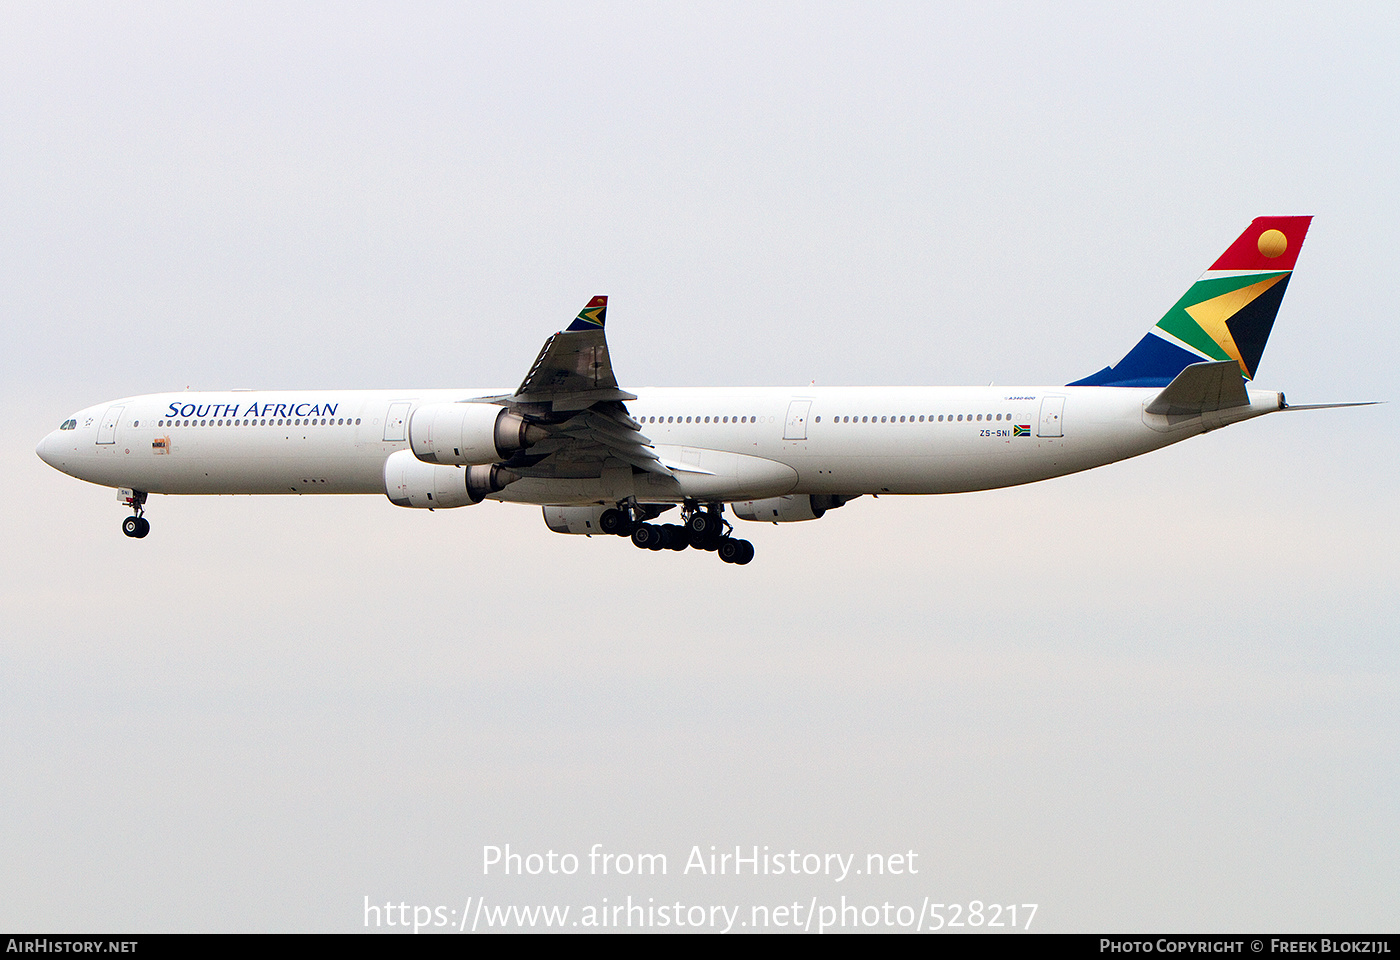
632, 524, 663, 550
686, 515, 720, 550
716, 538, 750, 564
686, 512, 715, 538
662, 524, 690, 550
122, 516, 150, 538
718, 538, 754, 564
600, 508, 633, 536
120, 490, 149, 539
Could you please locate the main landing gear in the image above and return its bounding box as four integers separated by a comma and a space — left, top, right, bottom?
598, 502, 754, 564
121, 490, 150, 539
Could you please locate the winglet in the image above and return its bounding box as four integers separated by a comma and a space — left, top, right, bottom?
566, 296, 608, 332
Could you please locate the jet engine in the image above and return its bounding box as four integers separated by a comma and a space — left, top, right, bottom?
732, 494, 856, 523
541, 505, 611, 535
409, 402, 548, 465
383, 449, 519, 508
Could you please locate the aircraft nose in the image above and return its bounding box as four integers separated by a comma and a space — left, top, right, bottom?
36, 431, 59, 467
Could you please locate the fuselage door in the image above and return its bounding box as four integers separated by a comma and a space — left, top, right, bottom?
96, 405, 124, 444
1037, 396, 1065, 438
784, 400, 812, 440
383, 402, 412, 442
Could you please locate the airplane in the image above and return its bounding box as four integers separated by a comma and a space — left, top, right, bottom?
36, 216, 1365, 564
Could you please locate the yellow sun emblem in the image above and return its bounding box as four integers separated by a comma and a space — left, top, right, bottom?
1257, 229, 1287, 258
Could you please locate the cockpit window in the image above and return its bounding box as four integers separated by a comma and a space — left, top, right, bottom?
60, 419, 77, 430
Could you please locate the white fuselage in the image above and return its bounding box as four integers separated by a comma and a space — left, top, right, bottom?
36, 385, 1282, 506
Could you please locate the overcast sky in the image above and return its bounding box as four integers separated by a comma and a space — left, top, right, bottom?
2, 1, 1396, 932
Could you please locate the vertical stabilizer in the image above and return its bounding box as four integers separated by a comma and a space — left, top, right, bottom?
566, 295, 608, 331
1070, 216, 1312, 387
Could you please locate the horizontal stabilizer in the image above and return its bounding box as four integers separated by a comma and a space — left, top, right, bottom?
1145, 360, 1249, 417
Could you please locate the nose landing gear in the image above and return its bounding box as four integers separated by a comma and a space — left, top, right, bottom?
121, 516, 150, 538
120, 489, 150, 538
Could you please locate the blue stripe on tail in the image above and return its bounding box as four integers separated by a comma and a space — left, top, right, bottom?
1068, 334, 1206, 388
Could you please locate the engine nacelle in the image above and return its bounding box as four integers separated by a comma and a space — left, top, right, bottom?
732, 494, 856, 523
383, 449, 519, 508
409, 402, 547, 465
541, 505, 611, 535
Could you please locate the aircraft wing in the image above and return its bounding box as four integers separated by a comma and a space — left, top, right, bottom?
504, 297, 672, 478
